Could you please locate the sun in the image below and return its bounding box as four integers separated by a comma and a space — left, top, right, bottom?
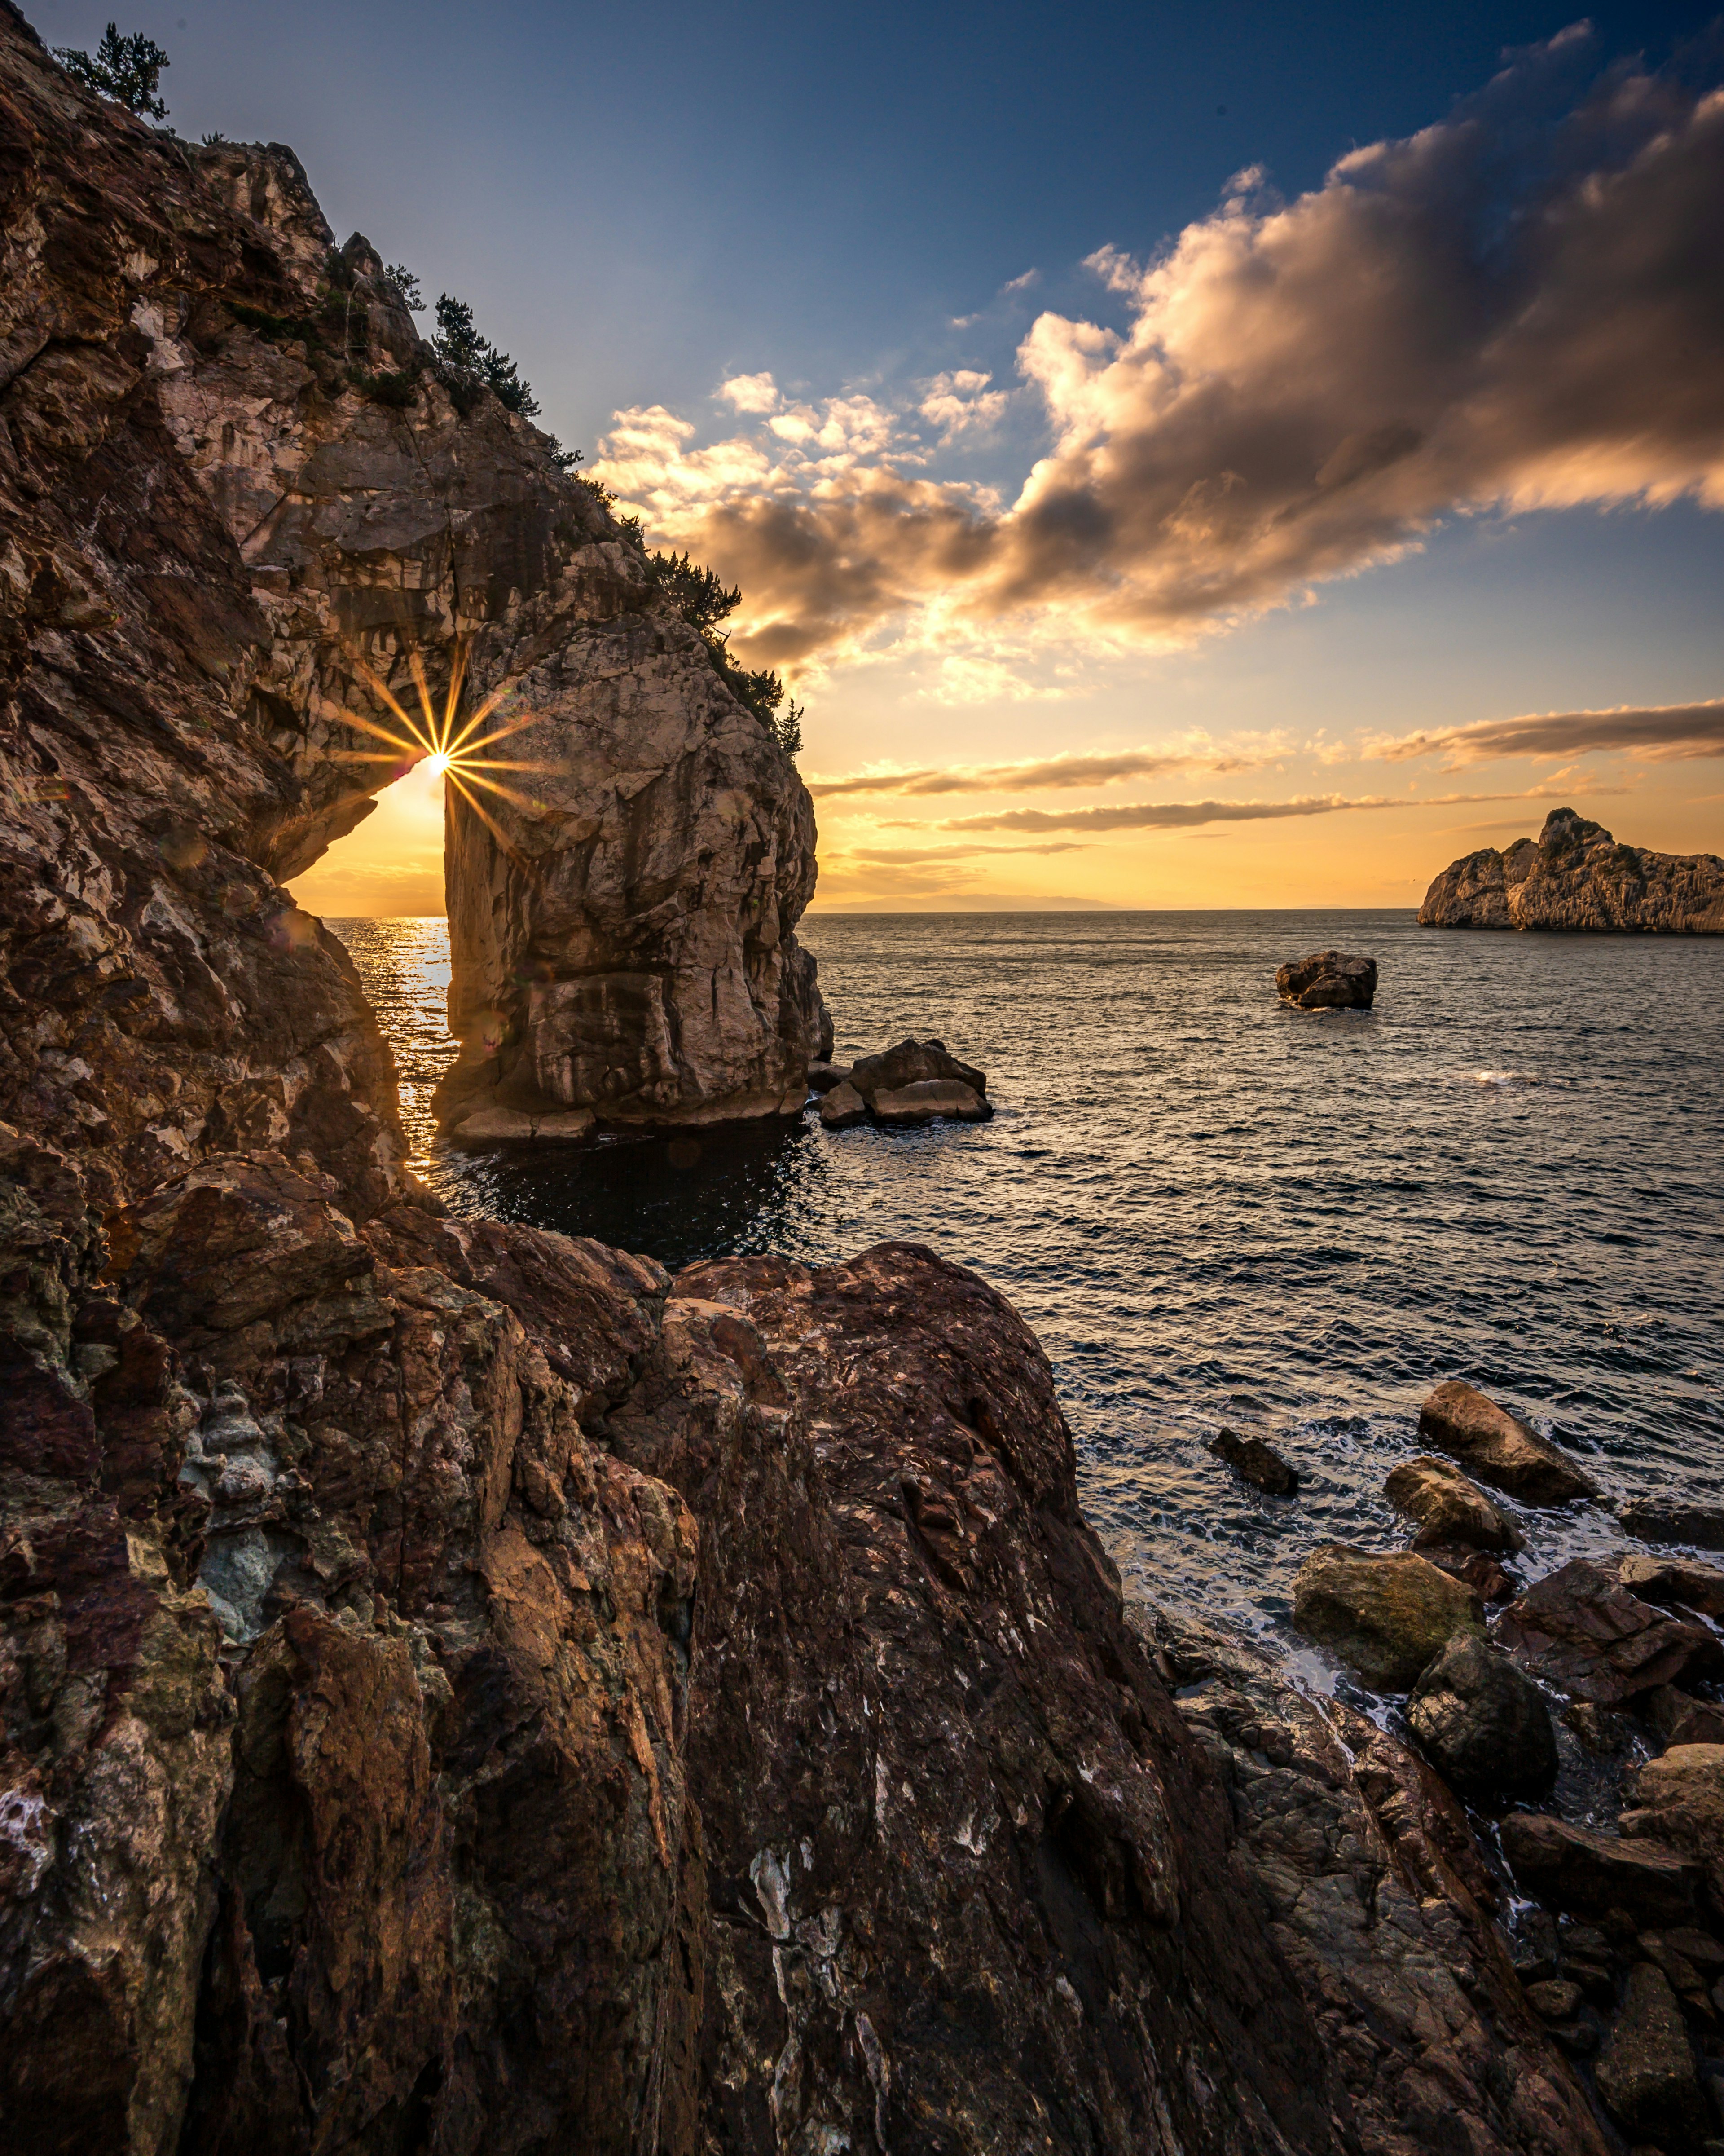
331, 640, 546, 853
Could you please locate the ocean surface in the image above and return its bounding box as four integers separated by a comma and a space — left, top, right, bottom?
330, 912, 1724, 1655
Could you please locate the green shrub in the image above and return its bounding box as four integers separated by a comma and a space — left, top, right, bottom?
54, 23, 169, 119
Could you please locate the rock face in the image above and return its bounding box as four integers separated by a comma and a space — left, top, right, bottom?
1385, 1455, 1523, 1552
1416, 1380, 1599, 1505
1419, 807, 1724, 930
1492, 1556, 1724, 1705
1623, 1495, 1724, 1551
1290, 1546, 1483, 1690
1404, 1634, 1557, 1803
1274, 950, 1377, 1010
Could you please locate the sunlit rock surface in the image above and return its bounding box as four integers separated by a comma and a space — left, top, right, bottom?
1420, 808, 1724, 930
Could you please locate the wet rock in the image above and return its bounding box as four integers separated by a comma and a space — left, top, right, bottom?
1416, 1380, 1600, 1504
1385, 1454, 1524, 1552
1594, 1962, 1709, 2143
1405, 1632, 1557, 1801
847, 1036, 987, 1101
1208, 1427, 1298, 1495
1622, 1746, 1724, 1915
1623, 1498, 1724, 1552
805, 1060, 851, 1094
1492, 1557, 1724, 1705
817, 1079, 868, 1129
449, 1104, 595, 1142
1420, 807, 1724, 932
1646, 1684, 1724, 1747
1291, 1545, 1483, 1689
1419, 1543, 1519, 1602
871, 1078, 992, 1125
1499, 1814, 1701, 1927
1619, 1550, 1724, 1617
1274, 948, 1378, 1009
1526, 1978, 1583, 2021
1564, 1701, 1640, 1755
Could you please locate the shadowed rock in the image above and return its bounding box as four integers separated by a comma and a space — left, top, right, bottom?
1593, 1962, 1709, 2143
1492, 1556, 1724, 1705
1618, 1549, 1724, 1617
1621, 1745, 1724, 1916
1499, 1814, 1701, 1927
1275, 948, 1377, 1009
1208, 1427, 1299, 1494
848, 1036, 987, 1101
1416, 1380, 1600, 1505
872, 1077, 991, 1125
817, 1079, 868, 1129
1622, 1495, 1724, 1551
1291, 1546, 1483, 1690
1404, 1633, 1557, 1802
1420, 807, 1724, 931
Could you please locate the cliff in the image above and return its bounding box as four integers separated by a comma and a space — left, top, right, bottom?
1420, 807, 1724, 931
0, 12, 1613, 2153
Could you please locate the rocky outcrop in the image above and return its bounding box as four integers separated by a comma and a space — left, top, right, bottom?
1416, 1380, 1599, 1505
1274, 950, 1377, 1010
1419, 807, 1724, 930
823, 1039, 994, 1131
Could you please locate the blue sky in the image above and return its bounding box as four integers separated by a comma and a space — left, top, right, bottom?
42, 0, 1724, 908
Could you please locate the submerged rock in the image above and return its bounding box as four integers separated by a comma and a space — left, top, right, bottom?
1416, 1379, 1600, 1504
1384, 1454, 1523, 1552
1622, 1495, 1724, 1551
449, 1104, 595, 1143
1208, 1427, 1299, 1495
1593, 1962, 1710, 2144
1420, 807, 1724, 931
1291, 1546, 1482, 1689
1274, 948, 1377, 1009
1404, 1633, 1557, 1802
1492, 1556, 1724, 1705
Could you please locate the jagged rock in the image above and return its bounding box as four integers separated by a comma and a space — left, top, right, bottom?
847, 1036, 986, 1101
871, 1078, 992, 1125
1499, 1813, 1701, 1927
1594, 1962, 1709, 2143
1619, 1549, 1724, 1616
817, 1080, 868, 1129
1416, 1379, 1600, 1504
1492, 1557, 1724, 1705
1385, 1454, 1524, 1552
1418, 1543, 1519, 1603
1291, 1546, 1483, 1690
1623, 1497, 1724, 1551
805, 1060, 851, 1094
1274, 948, 1377, 1009
1136, 1599, 1610, 2155
1420, 807, 1724, 931
1646, 1684, 1724, 1747
1208, 1427, 1299, 1495
1622, 1746, 1724, 1916
1405, 1633, 1557, 1802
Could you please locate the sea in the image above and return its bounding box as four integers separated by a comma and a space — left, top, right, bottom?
331, 911, 1724, 1658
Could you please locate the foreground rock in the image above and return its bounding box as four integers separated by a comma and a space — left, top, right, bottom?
1416, 1380, 1600, 1504
1405, 1634, 1557, 1802
1622, 1746, 1724, 1915
1492, 1556, 1724, 1704
1291, 1546, 1482, 1689
1385, 1455, 1524, 1552
1499, 1815, 1702, 1927
1593, 1962, 1710, 2144
1274, 949, 1377, 1009
1623, 1495, 1724, 1551
1209, 1427, 1299, 1494
1420, 806, 1724, 931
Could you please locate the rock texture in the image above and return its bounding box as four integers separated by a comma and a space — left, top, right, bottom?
1416, 1380, 1599, 1505
1274, 950, 1377, 1010
1419, 807, 1724, 931
1492, 1556, 1724, 1705
1385, 1455, 1523, 1553
1291, 1546, 1483, 1690
1403, 1634, 1557, 1803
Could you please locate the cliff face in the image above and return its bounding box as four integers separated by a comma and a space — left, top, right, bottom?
1420, 808, 1724, 930
0, 13, 1611, 2154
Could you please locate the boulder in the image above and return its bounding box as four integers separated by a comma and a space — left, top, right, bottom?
1593, 1962, 1709, 2144
1645, 1684, 1724, 1747
1621, 1746, 1724, 1914
1618, 1549, 1724, 1617
805, 1060, 852, 1094
1622, 1496, 1724, 1552
1492, 1557, 1724, 1705
1208, 1428, 1298, 1495
1290, 1546, 1482, 1690
1274, 949, 1377, 1010
1420, 807, 1724, 933
848, 1036, 987, 1101
1384, 1455, 1523, 1552
1404, 1633, 1557, 1803
1416, 1380, 1600, 1504
1499, 1813, 1701, 1927
817, 1080, 869, 1129
871, 1079, 992, 1126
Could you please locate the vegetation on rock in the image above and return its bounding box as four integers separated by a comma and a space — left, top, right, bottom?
640, 543, 805, 757
53, 20, 168, 116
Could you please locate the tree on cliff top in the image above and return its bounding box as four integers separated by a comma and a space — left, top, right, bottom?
432, 294, 540, 419
53, 23, 169, 118
646, 547, 805, 759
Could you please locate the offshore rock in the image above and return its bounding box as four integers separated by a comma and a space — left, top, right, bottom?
1274, 949, 1377, 1010
847, 1036, 987, 1102
1404, 1633, 1557, 1803
1291, 1545, 1483, 1690
1419, 807, 1724, 930
1385, 1454, 1524, 1552
871, 1077, 991, 1125
1416, 1380, 1600, 1505
1209, 1426, 1299, 1495
816, 1078, 867, 1129
1492, 1556, 1724, 1706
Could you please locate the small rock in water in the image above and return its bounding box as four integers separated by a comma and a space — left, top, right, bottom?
1593, 1962, 1710, 2145
849, 1036, 987, 1101
1622, 1497, 1724, 1552
1274, 949, 1377, 1010
1208, 1428, 1298, 1495
1404, 1632, 1557, 1802
1416, 1379, 1600, 1505
1384, 1454, 1523, 1552
1562, 1701, 1638, 1756
805, 1060, 851, 1094
818, 1080, 868, 1129
872, 1079, 991, 1126
449, 1105, 595, 1144
1290, 1545, 1482, 1690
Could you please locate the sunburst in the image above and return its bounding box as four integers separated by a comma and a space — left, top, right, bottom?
331, 640, 546, 853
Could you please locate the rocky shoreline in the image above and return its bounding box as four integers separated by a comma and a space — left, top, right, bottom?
1421, 808, 1724, 932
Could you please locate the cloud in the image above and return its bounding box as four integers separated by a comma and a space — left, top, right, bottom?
1372, 697, 1724, 765
719, 372, 780, 413
925, 785, 1600, 833
840, 842, 1087, 861
594, 32, 1724, 674
809, 739, 1278, 797
1001, 269, 1040, 294
918, 370, 1009, 441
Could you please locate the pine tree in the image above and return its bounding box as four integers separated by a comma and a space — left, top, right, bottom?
54, 23, 169, 119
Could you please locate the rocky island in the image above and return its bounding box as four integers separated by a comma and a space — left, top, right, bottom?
1421, 808, 1724, 931
0, 12, 1716, 2153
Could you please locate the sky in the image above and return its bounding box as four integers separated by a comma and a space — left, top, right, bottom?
43, 0, 1724, 912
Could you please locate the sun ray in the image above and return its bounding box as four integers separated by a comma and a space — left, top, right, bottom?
407, 650, 438, 745
442, 640, 470, 750
337, 705, 429, 758
445, 767, 526, 861
444, 680, 518, 756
